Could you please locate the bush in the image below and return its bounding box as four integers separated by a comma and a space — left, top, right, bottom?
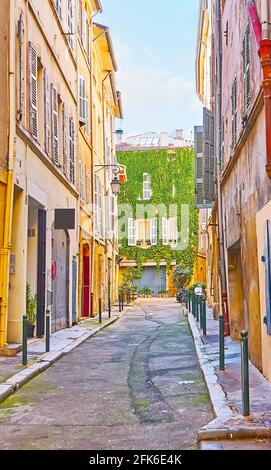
173, 265, 193, 289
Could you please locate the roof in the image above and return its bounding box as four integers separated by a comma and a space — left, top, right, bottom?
93, 22, 118, 72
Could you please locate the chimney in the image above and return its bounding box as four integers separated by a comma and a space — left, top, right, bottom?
115, 129, 124, 146
175, 129, 184, 140
160, 132, 170, 147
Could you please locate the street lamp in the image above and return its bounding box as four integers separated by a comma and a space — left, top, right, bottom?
111, 175, 121, 195
95, 164, 121, 196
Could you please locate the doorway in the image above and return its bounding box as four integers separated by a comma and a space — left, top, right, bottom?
51, 229, 69, 332
82, 244, 90, 318
228, 241, 246, 338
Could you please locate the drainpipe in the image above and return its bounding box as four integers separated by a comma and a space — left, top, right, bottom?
258, 0, 271, 179
0, 0, 15, 351
215, 0, 230, 336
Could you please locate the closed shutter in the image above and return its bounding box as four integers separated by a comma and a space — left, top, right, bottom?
98, 178, 103, 237
203, 107, 215, 205
169, 218, 177, 247
44, 69, 50, 153
62, 103, 67, 175
162, 217, 169, 245
51, 84, 59, 163
264, 220, 271, 335
79, 77, 86, 123
221, 117, 225, 171
231, 77, 238, 148
94, 175, 99, 234
79, 161, 84, 200
67, 0, 74, 49
150, 218, 157, 246
69, 117, 75, 183
29, 42, 38, 140
88, 22, 91, 63
81, 5, 87, 49
56, 0, 62, 19
194, 125, 204, 208
128, 219, 136, 246
86, 173, 91, 205
243, 23, 251, 116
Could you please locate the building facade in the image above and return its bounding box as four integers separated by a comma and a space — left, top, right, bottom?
0, 0, 122, 354
196, 0, 271, 381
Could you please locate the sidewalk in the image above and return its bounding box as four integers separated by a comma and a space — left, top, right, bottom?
187, 306, 271, 450
0, 305, 129, 405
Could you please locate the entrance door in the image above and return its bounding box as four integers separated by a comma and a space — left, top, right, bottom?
82, 250, 90, 317
52, 229, 69, 332
134, 266, 167, 296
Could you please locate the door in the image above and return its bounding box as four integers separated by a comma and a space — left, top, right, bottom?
52, 229, 69, 332
72, 259, 77, 324
134, 266, 167, 296
37, 209, 46, 337
82, 253, 90, 317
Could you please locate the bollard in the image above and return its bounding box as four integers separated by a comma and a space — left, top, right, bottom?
196, 296, 199, 323
99, 298, 102, 324
22, 315, 28, 366
192, 293, 195, 317
108, 294, 111, 319
219, 315, 225, 371
241, 330, 250, 417
46, 310, 50, 353
189, 291, 191, 313
202, 297, 207, 336
119, 296, 122, 313
122, 294, 124, 311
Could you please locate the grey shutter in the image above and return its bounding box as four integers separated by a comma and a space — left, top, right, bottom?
243, 23, 251, 116
29, 42, 38, 140
231, 77, 238, 148
194, 125, 204, 208
62, 103, 67, 175
203, 107, 215, 205
69, 117, 75, 183
264, 220, 271, 335
51, 84, 59, 163
44, 70, 50, 153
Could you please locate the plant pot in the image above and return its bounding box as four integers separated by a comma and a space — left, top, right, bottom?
27, 324, 35, 338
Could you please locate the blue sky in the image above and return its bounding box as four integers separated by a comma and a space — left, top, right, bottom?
100, 0, 202, 137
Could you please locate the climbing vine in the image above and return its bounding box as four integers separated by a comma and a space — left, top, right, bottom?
117, 148, 198, 273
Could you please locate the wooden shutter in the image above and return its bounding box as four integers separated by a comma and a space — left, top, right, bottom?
150, 218, 157, 246
231, 77, 238, 148
194, 125, 204, 208
67, 0, 74, 49
88, 22, 91, 63
162, 217, 169, 245
203, 107, 215, 205
86, 173, 91, 205
62, 103, 67, 175
69, 117, 75, 183
94, 175, 99, 234
44, 69, 50, 153
243, 23, 251, 116
56, 0, 62, 19
81, 5, 87, 49
29, 42, 38, 140
79, 161, 84, 200
128, 219, 136, 246
264, 220, 271, 335
51, 84, 59, 163
79, 77, 86, 123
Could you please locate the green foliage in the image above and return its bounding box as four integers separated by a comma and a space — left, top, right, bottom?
173, 265, 193, 289
117, 148, 198, 273
26, 283, 37, 325
120, 268, 141, 294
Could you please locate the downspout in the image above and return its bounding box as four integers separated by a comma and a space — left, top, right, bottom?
215, 0, 230, 335
0, 0, 15, 351
258, 0, 271, 179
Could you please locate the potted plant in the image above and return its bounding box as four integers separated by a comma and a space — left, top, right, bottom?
26, 283, 37, 338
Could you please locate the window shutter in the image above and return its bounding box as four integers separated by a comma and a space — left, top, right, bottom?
264, 220, 271, 335
243, 23, 251, 116
143, 174, 152, 200
150, 218, 157, 246
79, 161, 84, 200
128, 219, 136, 246
203, 107, 215, 205
169, 218, 178, 247
86, 173, 91, 205
94, 175, 99, 234
194, 125, 204, 208
88, 22, 91, 63
56, 0, 62, 19
29, 42, 38, 140
44, 69, 50, 153
51, 84, 59, 164
221, 118, 225, 172
79, 77, 86, 123
67, 0, 74, 49
231, 77, 238, 148
81, 5, 87, 49
85, 96, 89, 137
62, 103, 67, 175
69, 117, 75, 183
99, 178, 103, 237
162, 217, 169, 245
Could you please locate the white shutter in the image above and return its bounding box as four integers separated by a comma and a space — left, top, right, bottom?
29, 42, 38, 140
150, 218, 157, 246
169, 218, 178, 247
67, 0, 74, 49
79, 161, 84, 200
69, 117, 75, 183
51, 84, 59, 164
79, 77, 86, 123
128, 219, 136, 246
94, 175, 99, 234
143, 174, 151, 200
56, 0, 62, 18
86, 173, 91, 205
194, 125, 204, 208
81, 5, 87, 49
62, 103, 67, 175
44, 69, 50, 153
162, 218, 169, 245
85, 96, 89, 137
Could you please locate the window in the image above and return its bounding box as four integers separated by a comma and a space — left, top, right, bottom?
62, 103, 68, 175
128, 219, 136, 246
143, 173, 152, 200
55, 0, 62, 19
243, 23, 251, 116
150, 218, 157, 246
79, 161, 84, 200
231, 76, 238, 148
29, 42, 38, 140
162, 217, 168, 245
67, 0, 74, 50
95, 175, 103, 237
69, 117, 75, 183
85, 96, 89, 137
168, 218, 178, 247
221, 118, 225, 171
44, 70, 50, 153
86, 172, 91, 206
264, 220, 271, 335
79, 77, 86, 123
81, 4, 87, 50
18, 13, 24, 122
88, 22, 91, 63
136, 220, 151, 245
51, 84, 59, 163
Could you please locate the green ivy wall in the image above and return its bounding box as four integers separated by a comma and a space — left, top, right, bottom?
117, 148, 198, 272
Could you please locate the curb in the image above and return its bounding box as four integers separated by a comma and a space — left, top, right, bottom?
0, 307, 130, 405
198, 427, 271, 441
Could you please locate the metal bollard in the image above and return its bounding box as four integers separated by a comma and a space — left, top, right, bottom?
202, 298, 207, 336
99, 298, 102, 324
241, 330, 250, 417
199, 296, 203, 329
189, 291, 191, 312
46, 310, 50, 353
22, 315, 28, 366
219, 315, 225, 371
192, 294, 195, 317
119, 296, 122, 313
108, 294, 111, 319
122, 294, 124, 311
196, 296, 199, 323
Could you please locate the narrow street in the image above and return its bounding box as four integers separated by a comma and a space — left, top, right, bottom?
0, 299, 213, 450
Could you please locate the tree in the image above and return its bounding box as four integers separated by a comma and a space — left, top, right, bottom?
173, 265, 193, 289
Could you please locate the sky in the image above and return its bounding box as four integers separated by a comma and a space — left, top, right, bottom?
100, 0, 202, 138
